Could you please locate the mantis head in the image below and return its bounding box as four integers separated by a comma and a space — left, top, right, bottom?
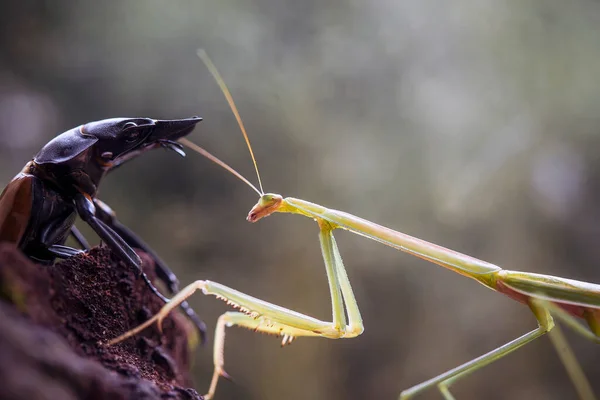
247, 193, 283, 222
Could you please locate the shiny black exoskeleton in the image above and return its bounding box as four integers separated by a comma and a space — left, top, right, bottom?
0, 117, 207, 341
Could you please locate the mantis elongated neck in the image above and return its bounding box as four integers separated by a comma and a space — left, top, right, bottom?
277, 197, 502, 288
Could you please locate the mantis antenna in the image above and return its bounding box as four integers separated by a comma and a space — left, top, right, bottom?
178, 49, 266, 196
196, 49, 265, 195
178, 137, 261, 196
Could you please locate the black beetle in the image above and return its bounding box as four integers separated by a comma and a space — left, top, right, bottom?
0, 117, 207, 341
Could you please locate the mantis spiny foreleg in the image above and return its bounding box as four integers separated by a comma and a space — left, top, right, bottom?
108, 221, 363, 399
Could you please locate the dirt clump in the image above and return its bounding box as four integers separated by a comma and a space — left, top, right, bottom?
0, 243, 202, 400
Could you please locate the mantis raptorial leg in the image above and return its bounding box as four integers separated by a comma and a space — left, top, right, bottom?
108, 51, 600, 399
109, 223, 363, 399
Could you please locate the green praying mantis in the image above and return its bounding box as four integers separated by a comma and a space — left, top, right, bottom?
109, 51, 600, 400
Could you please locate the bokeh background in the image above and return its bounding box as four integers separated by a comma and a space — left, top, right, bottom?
2, 1, 600, 399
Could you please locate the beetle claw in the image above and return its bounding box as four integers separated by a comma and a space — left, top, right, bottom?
159, 140, 186, 157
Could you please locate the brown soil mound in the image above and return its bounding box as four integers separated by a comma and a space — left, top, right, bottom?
0, 243, 202, 400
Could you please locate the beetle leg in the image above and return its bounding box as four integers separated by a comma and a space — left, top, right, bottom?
93, 198, 207, 343
70, 225, 91, 250
47, 244, 85, 258
74, 193, 170, 304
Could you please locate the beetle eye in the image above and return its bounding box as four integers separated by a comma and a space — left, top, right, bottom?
125, 131, 141, 142
101, 151, 114, 159
122, 122, 142, 142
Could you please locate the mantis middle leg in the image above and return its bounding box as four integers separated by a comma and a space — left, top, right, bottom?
400, 300, 597, 400
399, 302, 554, 400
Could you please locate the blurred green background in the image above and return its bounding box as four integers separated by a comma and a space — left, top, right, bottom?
2, 1, 600, 399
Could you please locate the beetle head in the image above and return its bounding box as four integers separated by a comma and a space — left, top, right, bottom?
34, 116, 202, 166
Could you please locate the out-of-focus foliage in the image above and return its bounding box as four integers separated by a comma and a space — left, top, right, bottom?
2, 1, 600, 399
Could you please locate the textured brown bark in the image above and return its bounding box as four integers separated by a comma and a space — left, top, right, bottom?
0, 243, 202, 400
